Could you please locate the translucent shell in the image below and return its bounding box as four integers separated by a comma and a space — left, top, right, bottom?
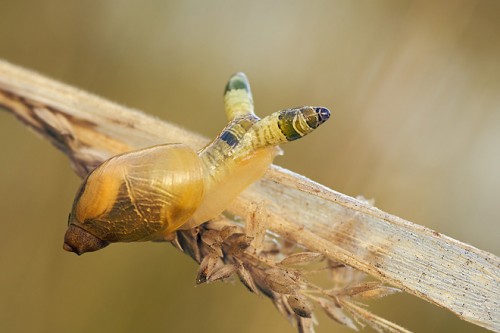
69, 144, 205, 243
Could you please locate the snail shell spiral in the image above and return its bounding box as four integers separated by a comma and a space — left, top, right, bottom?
64, 144, 205, 254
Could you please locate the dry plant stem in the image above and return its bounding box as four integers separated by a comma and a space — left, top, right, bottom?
0, 60, 498, 332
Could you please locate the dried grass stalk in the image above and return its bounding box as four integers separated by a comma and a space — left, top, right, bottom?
0, 60, 498, 332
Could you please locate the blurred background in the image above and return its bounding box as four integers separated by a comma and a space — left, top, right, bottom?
0, 1, 498, 332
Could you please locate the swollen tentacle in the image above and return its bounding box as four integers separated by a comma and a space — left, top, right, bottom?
224, 72, 256, 121
190, 106, 329, 228
233, 106, 330, 157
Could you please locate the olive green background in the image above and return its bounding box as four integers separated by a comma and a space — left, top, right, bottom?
0, 1, 498, 332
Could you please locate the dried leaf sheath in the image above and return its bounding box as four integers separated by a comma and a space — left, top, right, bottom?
0, 60, 498, 332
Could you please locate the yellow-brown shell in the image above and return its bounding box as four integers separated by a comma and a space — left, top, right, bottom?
64, 144, 205, 254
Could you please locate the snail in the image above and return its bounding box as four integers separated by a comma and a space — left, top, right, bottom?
63, 73, 330, 255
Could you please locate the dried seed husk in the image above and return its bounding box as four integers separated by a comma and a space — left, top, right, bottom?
201, 229, 222, 247
196, 253, 224, 284
279, 252, 324, 267
287, 294, 313, 318
177, 230, 201, 263
206, 264, 237, 283
317, 298, 358, 331
338, 282, 400, 299
219, 225, 241, 240
264, 268, 301, 295
236, 260, 259, 294
223, 233, 253, 255
170, 233, 183, 252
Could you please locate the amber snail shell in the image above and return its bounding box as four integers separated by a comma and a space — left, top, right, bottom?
64, 73, 330, 255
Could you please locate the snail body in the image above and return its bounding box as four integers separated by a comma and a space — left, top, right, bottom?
64, 73, 330, 255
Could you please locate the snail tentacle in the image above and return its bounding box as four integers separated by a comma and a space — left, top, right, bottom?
224, 72, 255, 121
235, 106, 330, 155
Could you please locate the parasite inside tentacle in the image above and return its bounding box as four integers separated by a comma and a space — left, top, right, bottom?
224, 72, 255, 121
